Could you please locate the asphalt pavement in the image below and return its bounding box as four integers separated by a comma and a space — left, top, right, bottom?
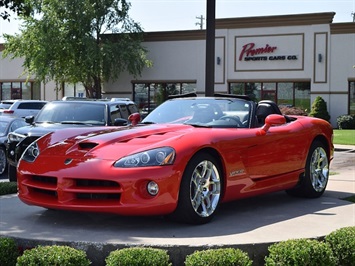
0, 145, 354, 266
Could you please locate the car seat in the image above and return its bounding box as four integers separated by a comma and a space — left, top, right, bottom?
256, 100, 282, 126
190, 105, 216, 123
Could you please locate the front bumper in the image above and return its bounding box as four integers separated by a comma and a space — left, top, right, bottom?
17, 157, 181, 216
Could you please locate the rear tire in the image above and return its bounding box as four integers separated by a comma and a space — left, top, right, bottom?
286, 140, 329, 198
169, 152, 222, 225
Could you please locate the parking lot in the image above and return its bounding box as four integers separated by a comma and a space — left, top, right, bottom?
0, 148, 354, 265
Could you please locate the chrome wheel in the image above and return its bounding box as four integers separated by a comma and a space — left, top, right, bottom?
286, 140, 329, 198
190, 160, 221, 217
309, 146, 329, 192
169, 152, 223, 224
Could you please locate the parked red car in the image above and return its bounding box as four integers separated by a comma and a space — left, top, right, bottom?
17, 94, 333, 224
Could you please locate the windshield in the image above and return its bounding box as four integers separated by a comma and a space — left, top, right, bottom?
0, 121, 8, 135
142, 98, 252, 128
35, 102, 106, 125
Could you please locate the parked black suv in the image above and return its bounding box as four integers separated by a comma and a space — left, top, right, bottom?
6, 99, 138, 181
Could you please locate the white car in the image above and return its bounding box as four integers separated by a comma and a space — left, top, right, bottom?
0, 100, 16, 110
0, 100, 47, 118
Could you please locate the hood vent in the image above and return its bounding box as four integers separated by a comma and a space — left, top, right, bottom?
78, 142, 99, 150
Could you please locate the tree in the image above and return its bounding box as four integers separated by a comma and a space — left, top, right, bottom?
0, 0, 31, 20
309, 96, 330, 121
3, 0, 151, 98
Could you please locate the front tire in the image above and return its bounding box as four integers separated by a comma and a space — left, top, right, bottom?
169, 152, 222, 224
0, 147, 7, 175
287, 140, 329, 198
8, 164, 17, 182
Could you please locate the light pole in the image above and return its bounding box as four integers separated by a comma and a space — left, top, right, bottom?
205, 0, 216, 96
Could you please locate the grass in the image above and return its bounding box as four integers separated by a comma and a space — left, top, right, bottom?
343, 195, 355, 203
333, 129, 355, 145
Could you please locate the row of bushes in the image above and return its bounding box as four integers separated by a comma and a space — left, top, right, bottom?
337, 115, 355, 129
1, 226, 354, 266
280, 105, 355, 129
0, 181, 17, 196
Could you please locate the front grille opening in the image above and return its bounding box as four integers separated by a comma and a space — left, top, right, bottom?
32, 187, 57, 197
76, 193, 120, 200
76, 179, 119, 187
32, 175, 57, 184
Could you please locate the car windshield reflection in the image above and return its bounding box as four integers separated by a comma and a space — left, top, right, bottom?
142, 98, 251, 128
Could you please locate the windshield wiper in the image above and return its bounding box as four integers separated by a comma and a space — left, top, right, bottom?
35, 121, 56, 124
60, 121, 89, 125
140, 121, 156, 124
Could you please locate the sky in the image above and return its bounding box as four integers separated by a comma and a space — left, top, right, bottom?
1, 0, 355, 42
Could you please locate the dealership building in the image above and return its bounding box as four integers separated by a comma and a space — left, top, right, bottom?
1, 12, 354, 127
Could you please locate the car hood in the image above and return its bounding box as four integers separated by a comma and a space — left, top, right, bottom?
37, 124, 195, 160
13, 123, 92, 137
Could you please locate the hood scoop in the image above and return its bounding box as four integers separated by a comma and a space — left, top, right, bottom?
78, 142, 99, 150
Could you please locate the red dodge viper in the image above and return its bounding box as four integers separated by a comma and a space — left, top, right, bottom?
17, 94, 333, 224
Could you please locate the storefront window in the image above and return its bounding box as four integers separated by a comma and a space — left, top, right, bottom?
11, 82, 21, 99
32, 82, 41, 99
181, 83, 196, 94
133, 82, 196, 115
350, 81, 355, 115
230, 83, 244, 95
1, 83, 11, 100
21, 82, 31, 99
0, 81, 41, 100
248, 83, 261, 102
277, 83, 293, 106
64, 83, 86, 98
295, 82, 310, 111
228, 81, 310, 111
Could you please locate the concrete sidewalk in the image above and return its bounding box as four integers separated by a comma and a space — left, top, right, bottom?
0, 145, 354, 265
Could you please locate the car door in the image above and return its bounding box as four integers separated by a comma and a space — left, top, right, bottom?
242, 122, 308, 180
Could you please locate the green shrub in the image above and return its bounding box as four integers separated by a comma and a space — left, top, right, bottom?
16, 245, 91, 266
325, 226, 355, 266
337, 115, 355, 129
105, 247, 171, 266
0, 182, 17, 195
309, 96, 330, 121
184, 248, 252, 266
0, 237, 20, 266
264, 239, 336, 266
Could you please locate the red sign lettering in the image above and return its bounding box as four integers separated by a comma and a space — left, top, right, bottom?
239, 43, 277, 61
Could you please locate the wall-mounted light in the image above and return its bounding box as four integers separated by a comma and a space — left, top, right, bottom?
318, 53, 322, 63
217, 57, 221, 65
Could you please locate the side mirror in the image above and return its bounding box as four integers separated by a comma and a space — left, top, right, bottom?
257, 114, 286, 136
25, 116, 35, 125
128, 113, 141, 126
113, 118, 128, 126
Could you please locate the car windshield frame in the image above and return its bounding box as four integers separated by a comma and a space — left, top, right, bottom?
142, 98, 252, 128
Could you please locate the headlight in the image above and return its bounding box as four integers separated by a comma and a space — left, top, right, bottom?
21, 141, 40, 163
8, 132, 26, 143
114, 147, 176, 168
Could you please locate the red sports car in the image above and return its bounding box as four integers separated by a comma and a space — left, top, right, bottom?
17, 94, 333, 224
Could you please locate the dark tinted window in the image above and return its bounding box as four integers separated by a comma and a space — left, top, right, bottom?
18, 102, 47, 110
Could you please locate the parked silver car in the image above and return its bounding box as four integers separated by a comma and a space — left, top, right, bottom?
0, 100, 48, 118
